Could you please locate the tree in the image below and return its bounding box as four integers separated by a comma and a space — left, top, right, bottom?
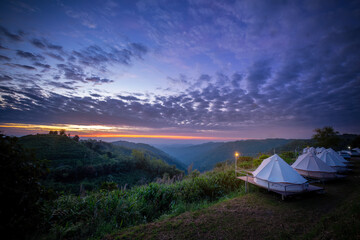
351, 136, 360, 148
132, 150, 147, 169
312, 126, 340, 149
73, 135, 80, 142
59, 129, 66, 136
49, 130, 58, 135
0, 134, 49, 239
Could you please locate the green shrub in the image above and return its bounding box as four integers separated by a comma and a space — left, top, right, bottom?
100, 181, 118, 191
42, 168, 244, 239
279, 151, 296, 164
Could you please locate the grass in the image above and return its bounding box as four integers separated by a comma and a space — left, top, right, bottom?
107, 157, 360, 240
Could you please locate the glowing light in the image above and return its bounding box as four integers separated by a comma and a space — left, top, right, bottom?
0, 123, 124, 132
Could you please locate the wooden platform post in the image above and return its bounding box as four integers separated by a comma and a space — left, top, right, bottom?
245, 174, 248, 193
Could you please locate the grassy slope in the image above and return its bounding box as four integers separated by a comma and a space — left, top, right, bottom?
108, 157, 360, 240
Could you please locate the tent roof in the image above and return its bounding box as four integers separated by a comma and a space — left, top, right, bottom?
292, 152, 336, 173
317, 150, 346, 167
326, 148, 348, 164
316, 147, 326, 153
303, 147, 316, 154
253, 154, 307, 184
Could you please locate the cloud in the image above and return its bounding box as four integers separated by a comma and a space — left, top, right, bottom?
47, 81, 76, 90
65, 9, 97, 29
85, 76, 114, 84
117, 95, 140, 101
0, 26, 23, 41
0, 75, 12, 81
34, 62, 51, 69
231, 73, 242, 88
129, 43, 148, 59
45, 52, 65, 61
168, 74, 189, 85
90, 93, 102, 98
30, 38, 46, 49
72, 43, 148, 68
4, 63, 36, 70
16, 50, 45, 62
246, 59, 272, 94
31, 38, 63, 51
0, 55, 11, 61
57, 63, 85, 81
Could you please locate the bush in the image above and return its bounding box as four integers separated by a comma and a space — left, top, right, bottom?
42, 168, 244, 239
279, 152, 296, 164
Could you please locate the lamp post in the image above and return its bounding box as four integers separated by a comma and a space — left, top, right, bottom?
234, 152, 239, 175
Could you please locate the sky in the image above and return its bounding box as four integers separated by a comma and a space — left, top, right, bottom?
0, 0, 359, 144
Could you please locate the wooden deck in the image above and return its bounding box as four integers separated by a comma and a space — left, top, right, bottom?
237, 176, 324, 200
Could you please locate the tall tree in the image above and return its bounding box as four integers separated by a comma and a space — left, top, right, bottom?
312, 126, 340, 149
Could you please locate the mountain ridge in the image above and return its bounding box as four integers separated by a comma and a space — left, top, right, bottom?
159, 138, 292, 171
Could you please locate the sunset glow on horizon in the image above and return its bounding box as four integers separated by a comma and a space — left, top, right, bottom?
0, 122, 241, 141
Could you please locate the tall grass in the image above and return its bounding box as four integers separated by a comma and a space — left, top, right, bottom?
41, 168, 243, 239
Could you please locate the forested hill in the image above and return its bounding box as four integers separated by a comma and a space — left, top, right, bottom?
18, 134, 184, 193
18, 134, 104, 168
112, 140, 186, 171
159, 139, 292, 172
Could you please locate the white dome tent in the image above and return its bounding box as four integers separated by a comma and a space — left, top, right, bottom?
316, 147, 326, 154
303, 147, 316, 154
252, 154, 309, 193
326, 148, 350, 165
291, 152, 337, 179
317, 150, 347, 172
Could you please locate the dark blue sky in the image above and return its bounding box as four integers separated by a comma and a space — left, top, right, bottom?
0, 0, 359, 142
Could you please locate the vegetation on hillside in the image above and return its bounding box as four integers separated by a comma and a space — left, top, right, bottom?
112, 140, 186, 171
41, 167, 243, 239
18, 133, 183, 193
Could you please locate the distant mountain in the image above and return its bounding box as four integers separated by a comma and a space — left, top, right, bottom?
111, 140, 186, 171
159, 139, 292, 172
